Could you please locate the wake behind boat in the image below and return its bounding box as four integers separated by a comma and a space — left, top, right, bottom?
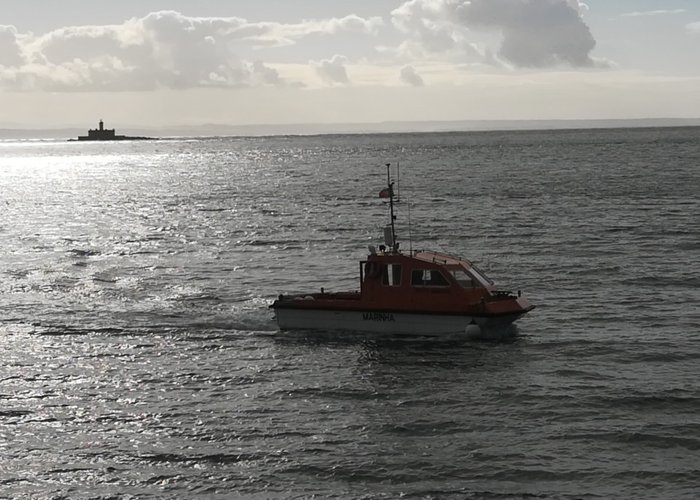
271, 164, 534, 337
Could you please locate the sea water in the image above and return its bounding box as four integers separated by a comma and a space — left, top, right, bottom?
1, 127, 699, 498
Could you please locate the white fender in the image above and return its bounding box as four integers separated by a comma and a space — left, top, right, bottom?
465, 323, 482, 338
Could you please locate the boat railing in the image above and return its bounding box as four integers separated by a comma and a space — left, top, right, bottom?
414, 250, 473, 266
490, 290, 521, 299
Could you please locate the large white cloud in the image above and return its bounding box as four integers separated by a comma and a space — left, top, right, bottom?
392, 0, 598, 68
0, 11, 382, 91
0, 5, 607, 94
392, 0, 464, 53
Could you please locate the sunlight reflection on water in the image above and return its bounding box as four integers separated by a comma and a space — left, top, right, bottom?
0, 129, 699, 498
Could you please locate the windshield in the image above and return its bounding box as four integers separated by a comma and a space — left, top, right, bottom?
468, 265, 494, 286
450, 269, 477, 288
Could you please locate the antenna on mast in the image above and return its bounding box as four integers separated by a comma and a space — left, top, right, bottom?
408, 199, 413, 255
384, 163, 398, 252
397, 160, 400, 202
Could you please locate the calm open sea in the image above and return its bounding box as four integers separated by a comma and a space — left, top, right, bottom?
1, 127, 699, 499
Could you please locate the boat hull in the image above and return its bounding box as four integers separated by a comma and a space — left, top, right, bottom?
273, 307, 524, 337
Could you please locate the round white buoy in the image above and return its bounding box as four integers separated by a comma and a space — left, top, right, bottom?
465, 324, 482, 338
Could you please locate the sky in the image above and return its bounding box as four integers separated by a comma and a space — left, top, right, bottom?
1, 0, 699, 129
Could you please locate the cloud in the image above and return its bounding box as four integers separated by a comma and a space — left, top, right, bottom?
0, 25, 25, 67
392, 0, 598, 68
622, 10, 686, 18
0, 11, 381, 91
203, 13, 384, 48
688, 22, 700, 34
313, 14, 384, 35
313, 55, 349, 84
400, 65, 424, 86
392, 0, 465, 53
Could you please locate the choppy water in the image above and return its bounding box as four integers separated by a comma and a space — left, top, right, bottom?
1, 127, 699, 499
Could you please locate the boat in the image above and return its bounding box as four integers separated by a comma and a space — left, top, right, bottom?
270, 164, 535, 338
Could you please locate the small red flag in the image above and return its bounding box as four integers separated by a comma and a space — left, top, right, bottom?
379, 187, 391, 198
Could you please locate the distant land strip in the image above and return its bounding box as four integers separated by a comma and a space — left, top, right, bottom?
2, 118, 700, 139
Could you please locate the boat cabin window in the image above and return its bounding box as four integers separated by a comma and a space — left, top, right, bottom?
468, 265, 494, 286
450, 269, 478, 288
411, 269, 449, 287
382, 264, 402, 286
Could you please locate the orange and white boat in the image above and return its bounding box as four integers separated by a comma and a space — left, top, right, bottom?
271, 165, 534, 338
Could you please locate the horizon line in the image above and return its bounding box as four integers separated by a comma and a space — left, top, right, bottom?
2, 117, 700, 139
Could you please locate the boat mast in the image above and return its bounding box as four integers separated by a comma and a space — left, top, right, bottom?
397, 160, 400, 202
386, 163, 397, 251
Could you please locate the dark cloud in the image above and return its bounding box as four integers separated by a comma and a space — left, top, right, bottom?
393, 0, 598, 68
400, 65, 424, 86
314, 55, 349, 84
457, 0, 596, 67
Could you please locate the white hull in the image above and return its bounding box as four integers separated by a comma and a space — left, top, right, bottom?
273, 308, 521, 337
